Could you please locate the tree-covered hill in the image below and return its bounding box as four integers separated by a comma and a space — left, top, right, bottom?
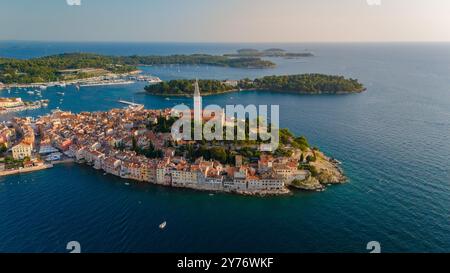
0, 53, 275, 84
145, 74, 365, 96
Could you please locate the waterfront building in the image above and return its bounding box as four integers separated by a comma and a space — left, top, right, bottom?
156, 158, 171, 185
171, 166, 199, 187
45, 152, 62, 161
156, 166, 168, 185
223, 179, 236, 190
75, 147, 86, 161
128, 162, 142, 180
140, 162, 156, 183
199, 172, 224, 190
288, 170, 310, 183
227, 178, 247, 191
119, 161, 132, 178
102, 157, 121, 176
247, 177, 284, 191
11, 142, 32, 160
0, 98, 24, 108
272, 165, 295, 181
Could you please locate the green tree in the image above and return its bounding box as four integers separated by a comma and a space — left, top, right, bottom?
131, 136, 137, 151
0, 144, 7, 154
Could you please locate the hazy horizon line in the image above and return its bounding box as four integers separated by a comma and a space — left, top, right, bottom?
2, 40, 450, 44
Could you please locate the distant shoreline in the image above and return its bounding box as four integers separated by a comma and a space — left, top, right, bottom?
0, 52, 276, 86
0, 70, 141, 89
145, 87, 366, 97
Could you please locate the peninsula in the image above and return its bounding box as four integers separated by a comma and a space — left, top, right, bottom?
0, 53, 275, 85
0, 107, 345, 194
144, 74, 365, 96
0, 105, 345, 195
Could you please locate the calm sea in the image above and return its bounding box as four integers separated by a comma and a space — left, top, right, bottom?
0, 42, 449, 252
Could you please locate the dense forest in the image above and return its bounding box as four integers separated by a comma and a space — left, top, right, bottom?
242, 74, 365, 93
144, 79, 236, 95
0, 53, 275, 84
0, 53, 136, 84
144, 74, 365, 96
114, 54, 275, 68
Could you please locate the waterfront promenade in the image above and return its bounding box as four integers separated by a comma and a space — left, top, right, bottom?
0, 164, 53, 177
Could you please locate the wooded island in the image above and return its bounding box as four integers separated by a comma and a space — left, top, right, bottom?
144, 74, 365, 96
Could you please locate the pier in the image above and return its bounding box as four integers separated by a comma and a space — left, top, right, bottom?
118, 100, 144, 110
118, 100, 142, 106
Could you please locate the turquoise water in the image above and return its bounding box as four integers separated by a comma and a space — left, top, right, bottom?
0, 42, 449, 252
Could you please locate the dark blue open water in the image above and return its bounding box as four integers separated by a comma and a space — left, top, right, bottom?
0, 42, 449, 252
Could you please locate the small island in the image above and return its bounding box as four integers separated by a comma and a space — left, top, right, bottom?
117, 54, 275, 69
144, 74, 365, 96
224, 48, 315, 58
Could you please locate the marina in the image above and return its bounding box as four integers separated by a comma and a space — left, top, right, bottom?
79, 80, 135, 87
0, 73, 160, 90
0, 97, 49, 115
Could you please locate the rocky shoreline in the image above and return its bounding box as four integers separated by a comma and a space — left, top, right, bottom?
288, 150, 347, 192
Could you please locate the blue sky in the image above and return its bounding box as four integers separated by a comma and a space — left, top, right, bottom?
1, 0, 449, 42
